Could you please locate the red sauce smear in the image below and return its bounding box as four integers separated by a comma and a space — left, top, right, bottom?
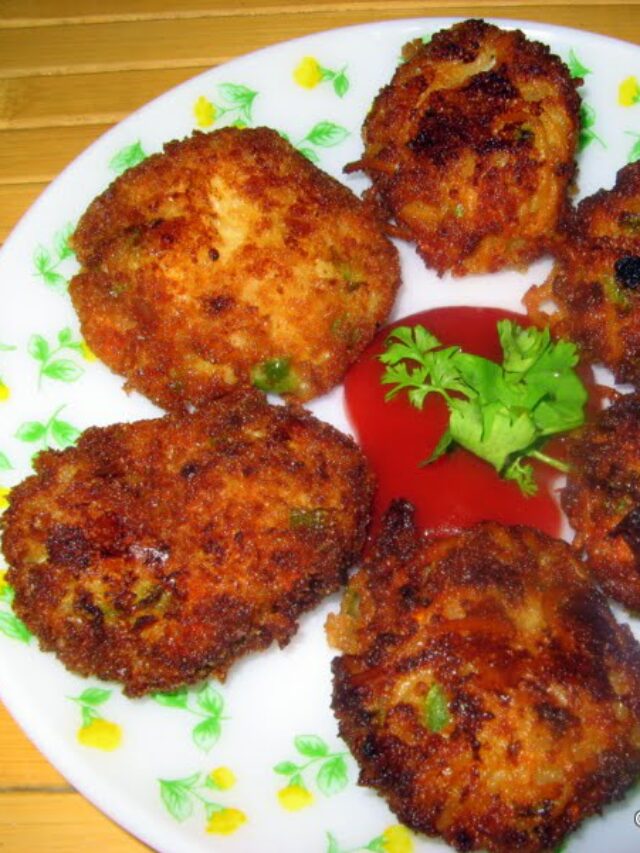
344, 306, 563, 539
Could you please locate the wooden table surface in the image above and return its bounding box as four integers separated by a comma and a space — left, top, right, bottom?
1, 1, 639, 850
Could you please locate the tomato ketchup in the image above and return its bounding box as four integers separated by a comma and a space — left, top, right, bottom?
344, 306, 563, 538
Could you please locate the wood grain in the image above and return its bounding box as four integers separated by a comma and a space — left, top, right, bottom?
0, 0, 638, 25
0, 7, 639, 78
0, 66, 207, 129
0, 791, 151, 851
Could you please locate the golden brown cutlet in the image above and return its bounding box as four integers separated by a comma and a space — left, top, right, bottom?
328, 501, 640, 853
563, 391, 640, 612
347, 19, 581, 276
70, 126, 400, 412
526, 161, 640, 385
2, 390, 374, 696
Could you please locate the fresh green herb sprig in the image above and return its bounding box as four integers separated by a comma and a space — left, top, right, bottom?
379, 320, 588, 496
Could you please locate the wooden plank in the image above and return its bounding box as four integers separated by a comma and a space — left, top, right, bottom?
0, 791, 150, 851
0, 66, 208, 129
0, 7, 638, 79
0, 703, 68, 789
0, 181, 48, 241
0, 124, 110, 184
0, 0, 638, 26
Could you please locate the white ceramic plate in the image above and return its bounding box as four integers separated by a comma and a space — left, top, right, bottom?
1, 17, 640, 853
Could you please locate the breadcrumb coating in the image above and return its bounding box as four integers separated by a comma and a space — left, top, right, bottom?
3, 391, 373, 696
348, 19, 581, 276
329, 501, 640, 852
70, 127, 400, 411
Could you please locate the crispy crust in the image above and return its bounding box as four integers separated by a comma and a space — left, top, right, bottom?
348, 19, 581, 276
328, 502, 640, 852
70, 127, 400, 412
2, 390, 374, 696
525, 162, 640, 384
563, 392, 640, 611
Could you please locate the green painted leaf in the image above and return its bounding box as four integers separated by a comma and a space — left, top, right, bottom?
15, 421, 46, 443
54, 224, 75, 261
204, 802, 224, 820
50, 418, 81, 448
366, 837, 386, 853
628, 135, 640, 164
33, 246, 53, 274
0, 343, 15, 352
273, 761, 299, 775
42, 359, 83, 383
192, 716, 221, 752
304, 121, 349, 147
316, 754, 348, 796
28, 335, 50, 363
0, 451, 12, 471
195, 683, 223, 716
0, 612, 32, 643
326, 832, 342, 853
109, 141, 147, 176
567, 49, 591, 78
298, 146, 320, 164
77, 687, 111, 706
152, 688, 189, 708
43, 270, 67, 288
294, 733, 329, 757
333, 71, 349, 98
218, 83, 257, 107
58, 328, 74, 346
81, 705, 100, 727
0, 583, 14, 605
159, 779, 194, 822
319, 66, 335, 82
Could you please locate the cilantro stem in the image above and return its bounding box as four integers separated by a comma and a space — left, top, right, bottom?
528, 450, 570, 474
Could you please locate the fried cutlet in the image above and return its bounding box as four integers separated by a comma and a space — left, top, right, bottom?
328, 501, 640, 853
2, 390, 373, 696
525, 161, 640, 385
69, 127, 400, 412
347, 19, 581, 276
563, 392, 640, 612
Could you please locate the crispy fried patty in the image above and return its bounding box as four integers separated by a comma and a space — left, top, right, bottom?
525, 162, 640, 384
563, 392, 640, 612
69, 127, 400, 412
347, 19, 581, 276
2, 391, 373, 696
328, 502, 640, 853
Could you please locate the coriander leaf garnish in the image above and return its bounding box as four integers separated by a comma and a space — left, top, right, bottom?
380, 320, 588, 495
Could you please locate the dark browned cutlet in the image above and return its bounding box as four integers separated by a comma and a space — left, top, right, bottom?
526, 161, 640, 385
69, 126, 400, 412
347, 19, 581, 276
328, 501, 640, 853
2, 390, 374, 696
563, 391, 640, 612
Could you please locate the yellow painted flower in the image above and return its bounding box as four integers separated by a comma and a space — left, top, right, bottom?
277, 783, 314, 811
294, 56, 323, 89
0, 487, 10, 511
381, 824, 414, 853
194, 95, 217, 128
80, 341, 97, 362
0, 381, 10, 401
619, 76, 640, 107
209, 766, 236, 790
77, 718, 122, 751
0, 570, 7, 596
206, 807, 247, 835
